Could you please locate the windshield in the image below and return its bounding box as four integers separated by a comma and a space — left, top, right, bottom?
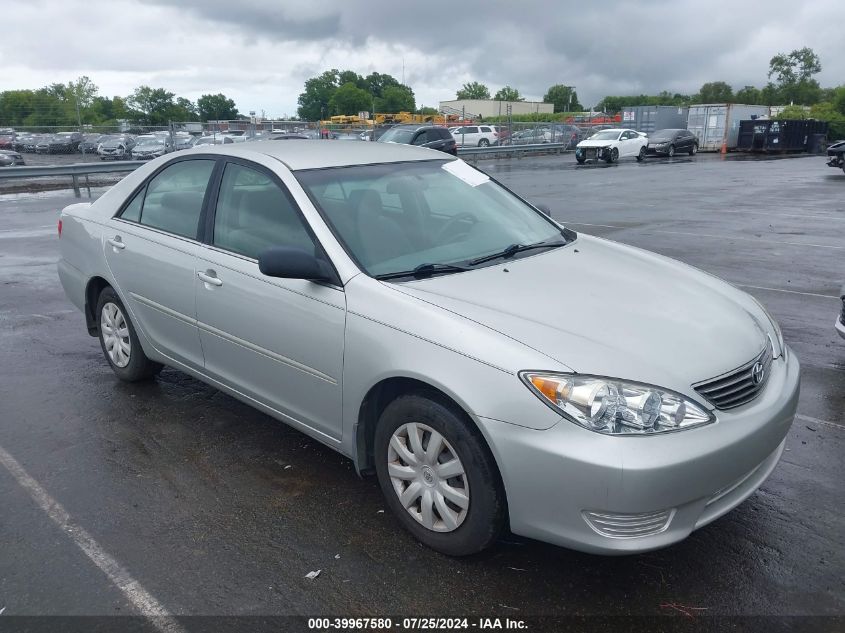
296, 160, 565, 278
377, 128, 415, 144
136, 139, 162, 147
589, 131, 621, 140
650, 130, 677, 140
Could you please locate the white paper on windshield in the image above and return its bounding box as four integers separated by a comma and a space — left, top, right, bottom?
442, 160, 490, 187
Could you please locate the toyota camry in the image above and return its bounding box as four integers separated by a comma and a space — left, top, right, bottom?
57, 142, 800, 556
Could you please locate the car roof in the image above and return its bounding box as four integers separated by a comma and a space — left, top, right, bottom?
179, 139, 448, 171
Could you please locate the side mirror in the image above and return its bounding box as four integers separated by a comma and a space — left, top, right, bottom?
536, 204, 552, 217
258, 247, 331, 282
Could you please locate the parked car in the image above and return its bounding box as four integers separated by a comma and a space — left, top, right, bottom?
173, 134, 196, 150
0, 149, 25, 166
510, 128, 552, 145
646, 129, 699, 157
0, 132, 16, 150
837, 283, 845, 339
451, 125, 499, 147
131, 135, 173, 160
57, 142, 798, 556
827, 139, 845, 174
79, 134, 106, 153
552, 124, 584, 149
575, 128, 648, 163
48, 131, 84, 153
98, 136, 136, 160
34, 136, 55, 154
193, 135, 236, 147
377, 124, 457, 155
21, 134, 47, 152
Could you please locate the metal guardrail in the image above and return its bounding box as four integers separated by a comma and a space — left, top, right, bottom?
0, 161, 145, 179
0, 161, 145, 195
457, 142, 569, 159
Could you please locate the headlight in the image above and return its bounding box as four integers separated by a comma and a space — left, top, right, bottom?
520, 372, 714, 435
749, 298, 784, 358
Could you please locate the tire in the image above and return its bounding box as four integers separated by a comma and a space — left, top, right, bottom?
689, 144, 698, 156
606, 147, 619, 163
667, 144, 675, 157
374, 393, 506, 556
95, 286, 162, 382
576, 157, 586, 164
636, 146, 646, 162
478, 138, 490, 147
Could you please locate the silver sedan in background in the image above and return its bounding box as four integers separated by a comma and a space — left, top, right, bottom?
57, 142, 799, 556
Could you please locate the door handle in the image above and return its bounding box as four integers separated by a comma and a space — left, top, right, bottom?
107, 236, 125, 250
197, 270, 223, 287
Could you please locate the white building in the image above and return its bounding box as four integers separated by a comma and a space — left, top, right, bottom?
439, 99, 554, 119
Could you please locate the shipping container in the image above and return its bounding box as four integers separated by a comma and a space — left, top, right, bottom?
686, 104, 769, 151
736, 119, 829, 152
621, 105, 688, 134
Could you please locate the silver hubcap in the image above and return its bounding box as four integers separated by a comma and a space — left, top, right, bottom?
101, 302, 131, 368
387, 422, 469, 533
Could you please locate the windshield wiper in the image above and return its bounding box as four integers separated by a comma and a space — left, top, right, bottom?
468, 240, 566, 266
374, 262, 470, 281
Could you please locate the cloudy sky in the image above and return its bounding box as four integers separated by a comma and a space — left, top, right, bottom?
3, 0, 843, 117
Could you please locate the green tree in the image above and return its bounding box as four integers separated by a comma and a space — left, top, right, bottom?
456, 81, 490, 100
298, 69, 341, 120
0, 90, 37, 126
543, 84, 582, 112
376, 85, 415, 113
127, 86, 176, 124
698, 81, 734, 103
777, 105, 808, 119
67, 76, 99, 110
809, 100, 845, 138
494, 85, 523, 101
768, 47, 822, 104
735, 85, 762, 104
171, 97, 198, 122
364, 72, 400, 97
196, 93, 239, 121
328, 82, 372, 116
417, 106, 439, 116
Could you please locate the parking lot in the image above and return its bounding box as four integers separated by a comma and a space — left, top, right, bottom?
0, 152, 842, 630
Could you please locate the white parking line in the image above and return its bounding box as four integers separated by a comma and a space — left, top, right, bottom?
796, 414, 843, 431
735, 284, 839, 300
0, 443, 186, 632
562, 221, 845, 250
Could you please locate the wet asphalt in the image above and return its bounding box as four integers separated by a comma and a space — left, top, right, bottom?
0, 152, 843, 630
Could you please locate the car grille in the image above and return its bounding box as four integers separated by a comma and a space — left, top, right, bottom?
693, 343, 773, 410
585, 148, 598, 159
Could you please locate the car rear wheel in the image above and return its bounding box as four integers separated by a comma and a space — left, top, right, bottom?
689, 144, 697, 156
606, 147, 619, 163
668, 144, 675, 157
636, 146, 646, 161
478, 139, 490, 147
374, 393, 506, 556
96, 287, 162, 382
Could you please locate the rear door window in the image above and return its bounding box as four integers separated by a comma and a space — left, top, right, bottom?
138, 159, 215, 239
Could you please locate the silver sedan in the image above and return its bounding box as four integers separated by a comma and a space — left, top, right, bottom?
57, 142, 800, 555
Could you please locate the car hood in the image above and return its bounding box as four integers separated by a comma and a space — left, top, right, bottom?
577, 139, 617, 148
134, 145, 164, 151
392, 235, 770, 399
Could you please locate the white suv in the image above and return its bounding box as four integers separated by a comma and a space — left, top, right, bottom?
451, 125, 499, 147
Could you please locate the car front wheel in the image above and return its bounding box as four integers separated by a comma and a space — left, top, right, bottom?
96, 287, 162, 381
374, 393, 506, 556
606, 147, 619, 163
689, 144, 698, 156
478, 138, 490, 147
637, 146, 646, 161
667, 144, 675, 157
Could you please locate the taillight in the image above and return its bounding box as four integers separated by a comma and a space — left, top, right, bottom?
57, 218, 62, 238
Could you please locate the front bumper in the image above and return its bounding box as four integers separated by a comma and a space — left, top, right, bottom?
575, 146, 610, 161
836, 316, 845, 340
478, 347, 800, 554
646, 146, 670, 155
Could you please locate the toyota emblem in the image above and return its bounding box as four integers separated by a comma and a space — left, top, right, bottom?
751, 361, 766, 385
